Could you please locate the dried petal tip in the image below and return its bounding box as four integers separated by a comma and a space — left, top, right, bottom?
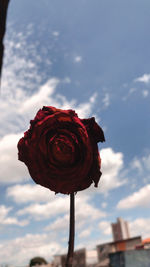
81, 117, 105, 143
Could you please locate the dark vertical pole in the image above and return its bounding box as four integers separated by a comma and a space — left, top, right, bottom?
66, 193, 75, 267
0, 0, 10, 81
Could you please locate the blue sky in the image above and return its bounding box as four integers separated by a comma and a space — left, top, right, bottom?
0, 0, 150, 265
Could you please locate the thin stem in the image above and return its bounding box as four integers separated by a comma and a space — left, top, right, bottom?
66, 193, 75, 267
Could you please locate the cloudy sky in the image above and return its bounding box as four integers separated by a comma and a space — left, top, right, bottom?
0, 0, 150, 265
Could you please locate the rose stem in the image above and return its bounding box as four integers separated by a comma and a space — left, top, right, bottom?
66, 193, 75, 267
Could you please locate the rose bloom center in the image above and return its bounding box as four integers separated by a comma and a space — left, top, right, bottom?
51, 135, 75, 165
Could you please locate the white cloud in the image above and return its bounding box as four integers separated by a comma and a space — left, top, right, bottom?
19, 78, 60, 115
117, 184, 150, 210
19, 81, 98, 120
75, 194, 106, 221
131, 158, 143, 173
0, 134, 29, 183
122, 87, 137, 101
143, 154, 150, 171
99, 221, 112, 236
101, 202, 107, 209
0, 24, 98, 138
98, 148, 126, 194
78, 228, 92, 238
0, 205, 28, 227
6, 184, 55, 204
131, 153, 150, 174
2, 25, 42, 94
0, 205, 11, 220
102, 93, 110, 108
17, 196, 69, 220
74, 56, 82, 63
142, 90, 149, 97
129, 217, 150, 238
45, 214, 69, 232
74, 93, 98, 118
129, 152, 150, 186
129, 88, 137, 94
134, 73, 150, 84
0, 233, 62, 265
89, 92, 98, 104
13, 186, 106, 224
1, 72, 97, 137
52, 31, 60, 37
2, 216, 28, 227
63, 77, 71, 84
6, 184, 106, 228
123, 77, 150, 100
0, 28, 43, 136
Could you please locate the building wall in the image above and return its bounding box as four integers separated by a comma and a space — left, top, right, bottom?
97, 236, 142, 266
125, 250, 150, 267
125, 222, 130, 239
111, 223, 121, 241
111, 218, 130, 242
114, 236, 142, 252
109, 249, 150, 267
109, 251, 125, 267
86, 250, 98, 266
120, 219, 130, 240
97, 243, 115, 263
125, 237, 141, 250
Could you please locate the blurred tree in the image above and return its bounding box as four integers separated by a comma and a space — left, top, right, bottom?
0, 0, 10, 81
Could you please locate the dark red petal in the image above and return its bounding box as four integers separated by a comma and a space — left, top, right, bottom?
81, 117, 105, 143
17, 137, 29, 163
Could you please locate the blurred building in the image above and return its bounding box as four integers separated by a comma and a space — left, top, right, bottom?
52, 218, 150, 267
86, 250, 98, 266
111, 217, 130, 242
96, 236, 142, 267
109, 249, 150, 267
142, 237, 150, 249
53, 248, 86, 267
53, 248, 98, 267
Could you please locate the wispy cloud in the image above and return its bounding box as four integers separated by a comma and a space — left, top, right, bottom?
45, 214, 69, 232
7, 184, 54, 203
134, 73, 150, 84
130, 152, 150, 175
99, 220, 112, 236
117, 184, 150, 210
102, 93, 110, 108
52, 31, 60, 37
142, 90, 149, 97
17, 196, 69, 220
129, 217, 150, 238
0, 205, 28, 227
78, 228, 92, 239
74, 56, 82, 63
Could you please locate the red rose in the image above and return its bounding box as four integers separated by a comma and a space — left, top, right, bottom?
18, 106, 105, 194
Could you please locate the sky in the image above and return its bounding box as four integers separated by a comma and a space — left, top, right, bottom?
0, 0, 150, 265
